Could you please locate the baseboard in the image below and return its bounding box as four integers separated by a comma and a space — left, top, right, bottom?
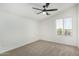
0, 39, 38, 54
0, 39, 78, 54
41, 39, 77, 47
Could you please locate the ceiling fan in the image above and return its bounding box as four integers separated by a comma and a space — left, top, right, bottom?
32, 3, 58, 15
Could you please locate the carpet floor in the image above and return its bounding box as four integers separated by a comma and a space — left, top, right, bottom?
0, 40, 79, 56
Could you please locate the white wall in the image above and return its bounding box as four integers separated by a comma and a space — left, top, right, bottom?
0, 4, 79, 53
77, 4, 79, 47
40, 5, 78, 46
0, 10, 39, 53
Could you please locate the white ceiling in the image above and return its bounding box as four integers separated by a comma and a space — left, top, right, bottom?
0, 3, 75, 21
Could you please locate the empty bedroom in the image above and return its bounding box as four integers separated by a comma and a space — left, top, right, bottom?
0, 3, 79, 56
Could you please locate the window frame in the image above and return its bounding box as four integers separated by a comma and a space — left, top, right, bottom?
56, 17, 73, 36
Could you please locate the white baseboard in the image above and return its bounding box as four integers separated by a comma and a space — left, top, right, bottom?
0, 39, 38, 54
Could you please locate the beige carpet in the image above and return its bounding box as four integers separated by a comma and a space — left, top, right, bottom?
0, 40, 79, 56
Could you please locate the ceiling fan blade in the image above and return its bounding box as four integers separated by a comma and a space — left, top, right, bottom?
46, 3, 50, 8
37, 12, 43, 14
46, 9, 58, 11
32, 7, 42, 10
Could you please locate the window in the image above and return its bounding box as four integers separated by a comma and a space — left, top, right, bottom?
56, 19, 63, 35
56, 18, 72, 36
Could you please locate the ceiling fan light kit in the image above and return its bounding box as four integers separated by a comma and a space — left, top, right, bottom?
42, 12, 46, 15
